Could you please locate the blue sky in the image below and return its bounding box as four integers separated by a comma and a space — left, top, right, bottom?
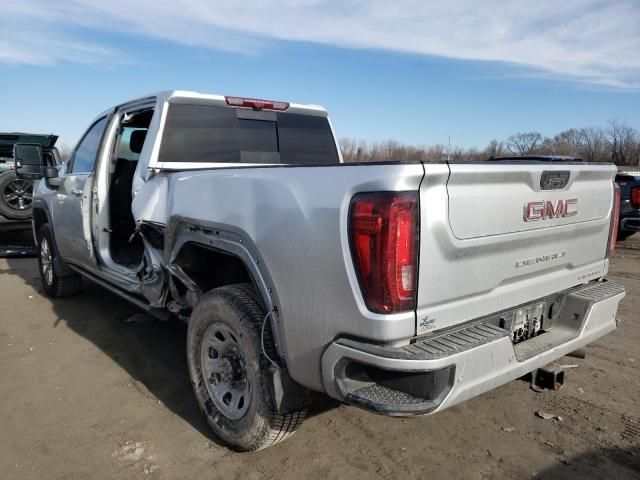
1, 0, 639, 150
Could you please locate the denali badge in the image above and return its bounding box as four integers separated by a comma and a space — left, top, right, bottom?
516, 251, 566, 268
524, 199, 577, 222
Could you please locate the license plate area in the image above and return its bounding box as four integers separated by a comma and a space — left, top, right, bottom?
500, 302, 546, 344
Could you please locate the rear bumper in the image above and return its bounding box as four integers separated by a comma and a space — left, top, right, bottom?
620, 217, 640, 232
321, 280, 625, 416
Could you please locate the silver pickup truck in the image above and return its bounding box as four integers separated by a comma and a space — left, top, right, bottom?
14, 91, 625, 451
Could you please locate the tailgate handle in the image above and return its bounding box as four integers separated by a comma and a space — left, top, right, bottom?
541, 171, 570, 190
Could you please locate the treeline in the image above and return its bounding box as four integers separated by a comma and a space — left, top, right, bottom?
339, 119, 640, 166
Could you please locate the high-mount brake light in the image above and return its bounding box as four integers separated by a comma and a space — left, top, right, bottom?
224, 96, 290, 111
349, 192, 419, 314
631, 186, 640, 209
607, 183, 621, 257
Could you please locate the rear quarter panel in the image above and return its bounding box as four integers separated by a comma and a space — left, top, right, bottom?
160, 163, 426, 391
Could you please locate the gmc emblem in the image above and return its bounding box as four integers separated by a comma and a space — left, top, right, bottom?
524, 199, 578, 222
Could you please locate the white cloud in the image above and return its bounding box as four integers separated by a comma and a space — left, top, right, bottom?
0, 30, 122, 66
2, 0, 639, 87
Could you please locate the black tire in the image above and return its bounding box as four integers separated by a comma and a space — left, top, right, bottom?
187, 284, 305, 451
37, 224, 82, 298
0, 171, 33, 220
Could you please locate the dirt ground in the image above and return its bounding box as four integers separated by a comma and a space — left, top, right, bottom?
1, 234, 638, 480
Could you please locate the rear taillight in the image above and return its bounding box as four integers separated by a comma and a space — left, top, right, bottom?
607, 183, 621, 257
632, 186, 640, 209
349, 192, 419, 313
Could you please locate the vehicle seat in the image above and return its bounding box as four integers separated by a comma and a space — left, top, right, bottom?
110, 130, 147, 264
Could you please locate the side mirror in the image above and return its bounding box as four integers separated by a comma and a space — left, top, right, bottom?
43, 166, 62, 188
14, 143, 45, 180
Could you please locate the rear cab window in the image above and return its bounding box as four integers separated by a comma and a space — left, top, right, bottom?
158, 104, 339, 165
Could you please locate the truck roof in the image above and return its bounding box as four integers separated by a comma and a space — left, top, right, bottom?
113, 90, 329, 118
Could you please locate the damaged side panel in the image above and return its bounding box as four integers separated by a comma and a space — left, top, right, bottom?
127, 169, 171, 308
136, 221, 168, 308
129, 173, 278, 335
162, 218, 284, 350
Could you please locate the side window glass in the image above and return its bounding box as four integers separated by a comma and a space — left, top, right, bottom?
116, 127, 147, 161
112, 109, 154, 164
71, 117, 108, 173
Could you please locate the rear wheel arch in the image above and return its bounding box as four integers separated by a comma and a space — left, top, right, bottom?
166, 218, 286, 360
171, 241, 255, 294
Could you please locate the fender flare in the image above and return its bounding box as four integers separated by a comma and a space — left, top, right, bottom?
165, 215, 289, 362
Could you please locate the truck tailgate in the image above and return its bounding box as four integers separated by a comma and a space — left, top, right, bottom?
416, 162, 617, 335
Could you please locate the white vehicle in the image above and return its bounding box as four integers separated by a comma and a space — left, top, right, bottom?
15, 91, 625, 451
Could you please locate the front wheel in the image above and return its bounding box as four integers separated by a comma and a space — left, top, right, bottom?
37, 225, 82, 297
187, 284, 305, 451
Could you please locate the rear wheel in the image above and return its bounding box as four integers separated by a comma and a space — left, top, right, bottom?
0, 171, 33, 220
37, 224, 81, 297
187, 284, 305, 451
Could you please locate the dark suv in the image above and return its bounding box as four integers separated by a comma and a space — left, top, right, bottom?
615, 172, 640, 240
0, 133, 60, 231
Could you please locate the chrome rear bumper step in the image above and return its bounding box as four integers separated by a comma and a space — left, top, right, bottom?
322, 279, 625, 416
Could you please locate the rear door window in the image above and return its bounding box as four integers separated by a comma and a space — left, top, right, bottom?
158, 104, 339, 165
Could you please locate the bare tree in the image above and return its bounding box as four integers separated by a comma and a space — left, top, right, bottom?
336, 120, 638, 167
506, 132, 543, 155
580, 127, 607, 162
423, 144, 447, 162
57, 144, 72, 162
484, 139, 506, 158
355, 139, 370, 162
549, 129, 583, 156
338, 138, 358, 162
464, 147, 484, 161
379, 140, 402, 161
606, 120, 640, 166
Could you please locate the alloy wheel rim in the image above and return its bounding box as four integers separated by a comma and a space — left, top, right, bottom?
200, 322, 251, 420
40, 237, 53, 286
3, 179, 33, 211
